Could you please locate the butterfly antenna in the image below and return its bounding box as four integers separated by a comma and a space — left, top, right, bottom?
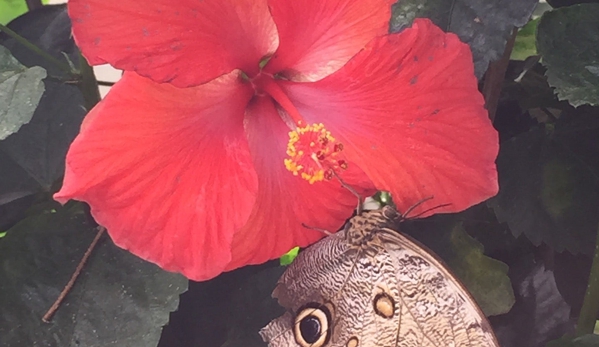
301, 223, 334, 236
330, 169, 363, 215
401, 196, 435, 219
406, 202, 453, 220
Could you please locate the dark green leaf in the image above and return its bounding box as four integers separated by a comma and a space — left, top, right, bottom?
501, 62, 566, 113
159, 263, 283, 347
489, 111, 599, 255
221, 267, 286, 347
537, 4, 599, 107
490, 261, 573, 347
0, 5, 85, 202
447, 223, 515, 316
0, 5, 78, 78
547, 334, 599, 347
390, 0, 538, 78
546, 0, 599, 8
0, 203, 188, 347
0, 79, 85, 192
0, 45, 46, 140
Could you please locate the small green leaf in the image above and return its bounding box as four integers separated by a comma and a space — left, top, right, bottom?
448, 224, 515, 316
0, 0, 50, 25
511, 18, 539, 60
537, 4, 599, 106
279, 247, 300, 266
0, 231, 6, 238
0, 46, 46, 140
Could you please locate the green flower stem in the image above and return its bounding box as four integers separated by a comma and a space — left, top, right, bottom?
576, 218, 599, 335
77, 52, 101, 110
0, 23, 73, 74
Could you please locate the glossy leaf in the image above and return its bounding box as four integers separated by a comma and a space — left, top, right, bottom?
0, 203, 188, 347
0, 45, 45, 140
537, 4, 599, 107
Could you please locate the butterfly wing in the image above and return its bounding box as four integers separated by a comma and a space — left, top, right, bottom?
260, 230, 398, 347
378, 228, 500, 347
261, 218, 500, 347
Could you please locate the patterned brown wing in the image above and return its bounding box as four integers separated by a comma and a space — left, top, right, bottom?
378, 228, 500, 346
260, 231, 388, 347
260, 207, 500, 347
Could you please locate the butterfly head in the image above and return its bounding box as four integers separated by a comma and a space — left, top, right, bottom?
343, 205, 403, 248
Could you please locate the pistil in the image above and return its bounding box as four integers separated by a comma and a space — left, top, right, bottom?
252, 74, 306, 129
250, 73, 348, 184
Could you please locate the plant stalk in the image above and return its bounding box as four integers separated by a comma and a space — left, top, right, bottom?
0, 23, 73, 74
576, 218, 599, 335
482, 27, 518, 123
77, 52, 102, 111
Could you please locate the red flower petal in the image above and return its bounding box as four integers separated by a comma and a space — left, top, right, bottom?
281, 19, 499, 216
224, 96, 375, 271
265, 0, 395, 81
55, 72, 258, 281
69, 0, 277, 87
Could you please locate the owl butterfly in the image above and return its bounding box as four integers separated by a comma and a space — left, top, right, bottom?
260, 204, 500, 347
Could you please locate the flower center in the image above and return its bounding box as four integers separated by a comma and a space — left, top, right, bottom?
284, 123, 347, 184
241, 61, 348, 184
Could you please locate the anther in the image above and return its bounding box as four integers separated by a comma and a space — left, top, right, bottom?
284, 123, 348, 184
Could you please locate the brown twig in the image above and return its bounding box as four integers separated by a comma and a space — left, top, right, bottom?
42, 226, 106, 323
482, 27, 519, 123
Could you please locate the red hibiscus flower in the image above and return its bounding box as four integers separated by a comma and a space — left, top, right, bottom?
56, 0, 499, 281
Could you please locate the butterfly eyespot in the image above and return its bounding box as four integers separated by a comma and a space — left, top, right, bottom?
294, 304, 331, 347
373, 292, 395, 319
346, 336, 359, 347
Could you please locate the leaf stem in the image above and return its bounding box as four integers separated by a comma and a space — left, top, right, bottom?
576, 218, 599, 335
77, 52, 102, 110
482, 27, 518, 123
0, 23, 73, 74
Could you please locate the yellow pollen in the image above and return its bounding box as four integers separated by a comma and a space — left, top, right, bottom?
284, 123, 347, 184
